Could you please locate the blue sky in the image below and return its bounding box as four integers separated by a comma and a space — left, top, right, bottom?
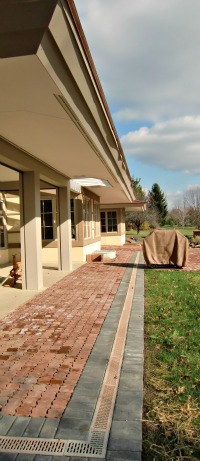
75, 0, 200, 209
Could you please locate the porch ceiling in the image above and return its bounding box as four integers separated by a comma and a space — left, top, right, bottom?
0, 56, 103, 175
0, 0, 135, 205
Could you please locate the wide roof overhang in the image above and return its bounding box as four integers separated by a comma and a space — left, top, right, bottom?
100, 202, 146, 213
0, 0, 138, 206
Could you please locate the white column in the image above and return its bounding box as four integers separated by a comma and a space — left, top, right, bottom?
57, 183, 72, 271
20, 171, 43, 290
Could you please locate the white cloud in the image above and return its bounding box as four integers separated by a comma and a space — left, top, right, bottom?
165, 190, 184, 209
120, 116, 200, 174
186, 184, 200, 190
166, 185, 200, 209
75, 0, 200, 122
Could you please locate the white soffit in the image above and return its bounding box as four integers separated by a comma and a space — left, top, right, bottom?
100, 202, 146, 212
73, 178, 112, 188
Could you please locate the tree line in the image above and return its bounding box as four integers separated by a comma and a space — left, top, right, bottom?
126, 177, 200, 233
167, 187, 200, 229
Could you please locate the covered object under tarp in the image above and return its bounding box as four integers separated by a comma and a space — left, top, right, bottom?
143, 229, 188, 267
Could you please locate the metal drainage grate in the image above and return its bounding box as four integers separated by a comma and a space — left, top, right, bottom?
0, 436, 66, 456
64, 439, 104, 458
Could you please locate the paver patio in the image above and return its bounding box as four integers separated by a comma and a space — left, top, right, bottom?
0, 246, 142, 420
0, 245, 199, 421
0, 245, 199, 461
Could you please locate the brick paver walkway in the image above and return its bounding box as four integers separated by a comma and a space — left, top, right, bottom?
0, 246, 141, 420
0, 245, 199, 422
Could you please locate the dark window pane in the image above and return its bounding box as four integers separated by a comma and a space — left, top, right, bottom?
107, 211, 117, 232
71, 226, 76, 239
70, 198, 74, 211
100, 212, 106, 232
108, 223, 117, 232
44, 227, 53, 240
43, 200, 52, 212
0, 217, 4, 247
71, 198, 76, 239
43, 213, 53, 227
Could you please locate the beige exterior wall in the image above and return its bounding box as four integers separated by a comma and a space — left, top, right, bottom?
40, 187, 102, 264
0, 192, 128, 268
120, 209, 126, 234
6, 195, 20, 235
72, 241, 101, 262
71, 188, 101, 259
41, 240, 101, 264
100, 207, 126, 246
101, 234, 126, 246
0, 249, 9, 265
42, 247, 58, 265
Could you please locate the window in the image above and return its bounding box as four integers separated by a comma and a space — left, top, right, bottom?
83, 197, 91, 238
101, 210, 118, 233
71, 198, 76, 239
93, 201, 100, 237
0, 217, 5, 247
107, 211, 117, 232
40, 199, 53, 240
0, 198, 6, 248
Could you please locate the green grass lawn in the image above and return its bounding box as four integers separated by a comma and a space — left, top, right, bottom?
126, 226, 196, 240
143, 269, 200, 461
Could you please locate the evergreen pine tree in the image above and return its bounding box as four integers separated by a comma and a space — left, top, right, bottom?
148, 183, 168, 225
131, 176, 145, 200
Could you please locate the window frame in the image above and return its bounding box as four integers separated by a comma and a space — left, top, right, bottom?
93, 201, 100, 237
100, 210, 118, 234
70, 197, 77, 240
40, 198, 57, 241
83, 196, 91, 239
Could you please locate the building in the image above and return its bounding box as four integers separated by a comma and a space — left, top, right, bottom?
0, 0, 145, 290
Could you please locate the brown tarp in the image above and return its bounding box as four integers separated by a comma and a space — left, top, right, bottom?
143, 229, 188, 267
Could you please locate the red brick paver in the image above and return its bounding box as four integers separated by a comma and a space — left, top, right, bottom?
0, 245, 199, 419
0, 246, 140, 419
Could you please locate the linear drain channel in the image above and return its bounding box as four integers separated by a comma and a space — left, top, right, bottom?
0, 254, 139, 458
0, 437, 103, 458
65, 438, 104, 457
0, 436, 66, 456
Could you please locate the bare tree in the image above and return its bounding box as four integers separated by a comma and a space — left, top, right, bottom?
184, 186, 200, 228
125, 206, 159, 234
170, 198, 188, 227
125, 211, 146, 234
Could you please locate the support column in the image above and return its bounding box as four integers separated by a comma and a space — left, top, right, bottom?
57, 183, 72, 271
20, 171, 43, 290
